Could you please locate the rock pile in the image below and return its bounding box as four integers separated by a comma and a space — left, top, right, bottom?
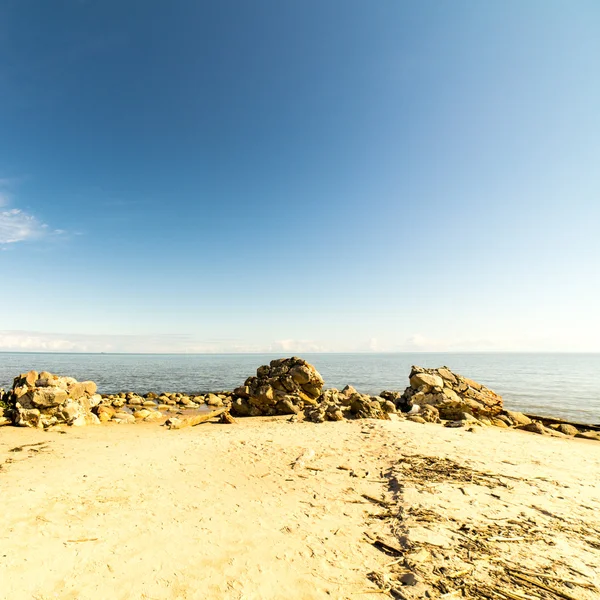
231, 357, 325, 416
95, 390, 234, 424
399, 366, 503, 419
5, 371, 101, 428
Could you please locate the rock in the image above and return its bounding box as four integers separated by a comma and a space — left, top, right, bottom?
5, 372, 101, 428
410, 373, 444, 390
400, 366, 503, 418
503, 410, 532, 426
380, 390, 412, 412
25, 387, 68, 408
420, 404, 440, 423
380, 400, 397, 414
14, 406, 41, 428
342, 385, 358, 397
491, 418, 509, 428
113, 413, 135, 424
144, 411, 163, 421
575, 431, 600, 441
237, 357, 325, 416
133, 409, 151, 419
556, 423, 579, 436
206, 393, 223, 407
349, 394, 390, 420
520, 422, 546, 435
234, 386, 250, 398
399, 572, 418, 586
407, 415, 426, 424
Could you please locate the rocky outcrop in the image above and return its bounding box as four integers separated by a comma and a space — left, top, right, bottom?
400, 366, 503, 419
7, 371, 101, 428
231, 357, 325, 417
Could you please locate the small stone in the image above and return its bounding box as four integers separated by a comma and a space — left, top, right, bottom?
520, 422, 546, 435
556, 424, 578, 436
399, 572, 418, 586
407, 415, 426, 424
504, 410, 532, 426
206, 393, 223, 406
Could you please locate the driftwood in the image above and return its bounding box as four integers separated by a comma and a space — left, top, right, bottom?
508, 571, 582, 600
165, 406, 228, 430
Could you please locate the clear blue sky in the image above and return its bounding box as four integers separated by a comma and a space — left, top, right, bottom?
1, 1, 599, 353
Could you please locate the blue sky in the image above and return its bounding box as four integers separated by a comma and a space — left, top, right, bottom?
1, 0, 599, 353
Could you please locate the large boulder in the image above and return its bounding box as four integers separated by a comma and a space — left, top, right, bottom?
6, 371, 101, 428
231, 357, 325, 416
399, 366, 503, 418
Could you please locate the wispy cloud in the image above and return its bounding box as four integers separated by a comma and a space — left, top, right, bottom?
0, 178, 63, 245
0, 208, 47, 244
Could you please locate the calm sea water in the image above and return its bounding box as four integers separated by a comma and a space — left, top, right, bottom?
0, 352, 598, 424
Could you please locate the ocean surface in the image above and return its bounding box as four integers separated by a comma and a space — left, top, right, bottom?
0, 352, 598, 424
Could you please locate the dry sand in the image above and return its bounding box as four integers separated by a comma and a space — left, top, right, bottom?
1, 417, 599, 600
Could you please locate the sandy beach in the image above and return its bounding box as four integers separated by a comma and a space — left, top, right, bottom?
1, 416, 599, 600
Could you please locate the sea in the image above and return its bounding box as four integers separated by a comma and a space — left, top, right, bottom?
0, 352, 598, 424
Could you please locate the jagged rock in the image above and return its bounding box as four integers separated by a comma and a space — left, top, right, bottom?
349, 394, 390, 420
420, 404, 440, 423
5, 371, 101, 428
400, 366, 503, 418
305, 400, 344, 423
380, 389, 413, 413
233, 357, 324, 416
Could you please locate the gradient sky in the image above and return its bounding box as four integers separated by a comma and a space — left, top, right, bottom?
1, 1, 599, 353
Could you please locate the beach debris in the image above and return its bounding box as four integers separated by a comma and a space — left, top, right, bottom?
4, 371, 101, 428
165, 406, 229, 429
291, 448, 315, 470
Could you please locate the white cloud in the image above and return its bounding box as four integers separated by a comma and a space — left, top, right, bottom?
0, 178, 62, 245
0, 208, 47, 244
